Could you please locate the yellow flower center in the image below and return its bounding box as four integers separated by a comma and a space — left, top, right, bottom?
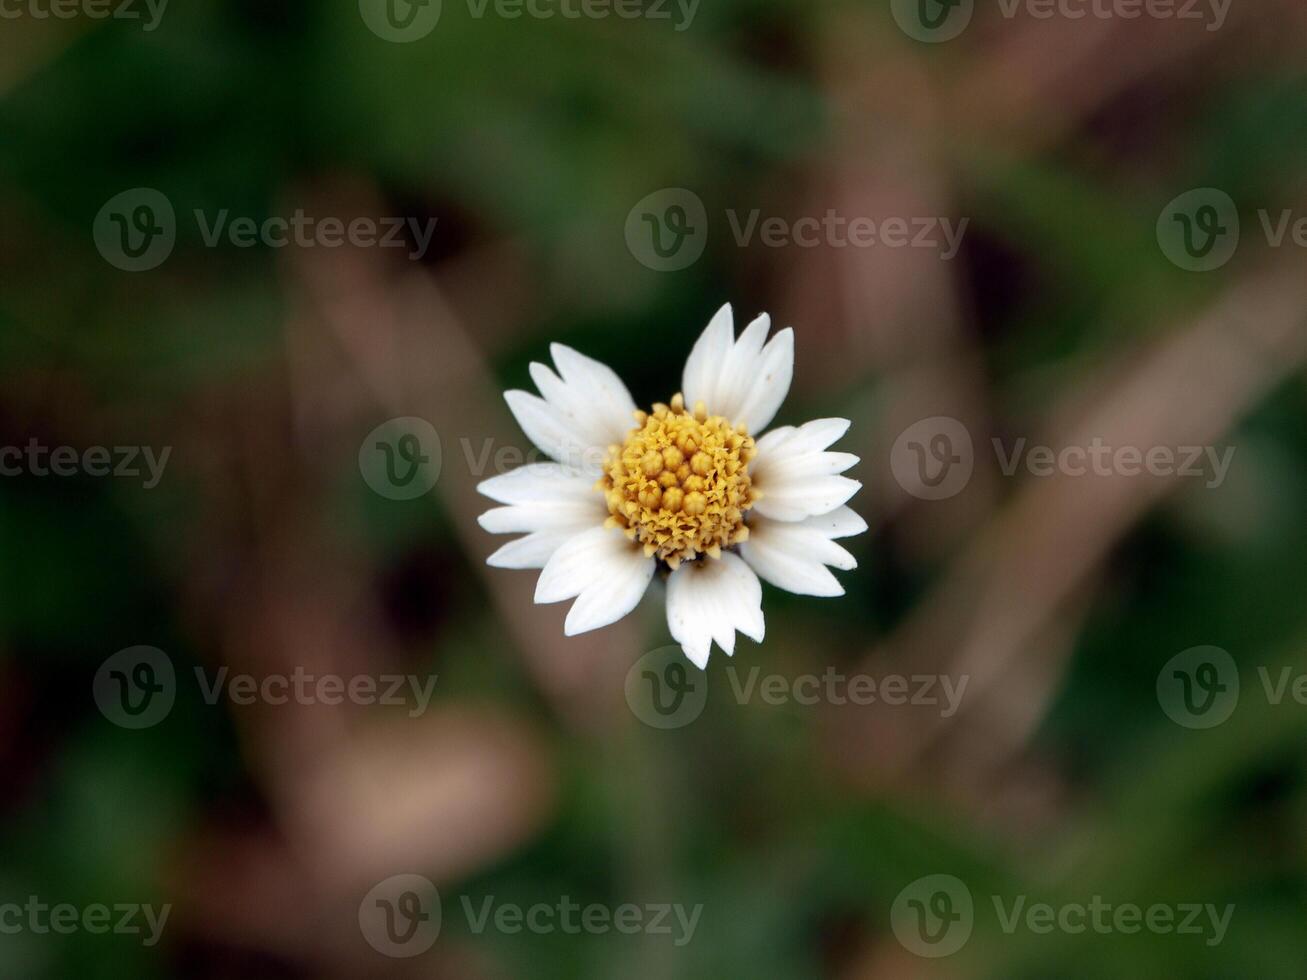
600, 393, 756, 568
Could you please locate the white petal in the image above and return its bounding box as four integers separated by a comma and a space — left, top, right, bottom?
550, 344, 638, 448
803, 505, 867, 539
477, 502, 599, 534
503, 391, 603, 475
680, 638, 711, 670
751, 418, 861, 522
487, 530, 580, 569
681, 306, 794, 434
739, 511, 864, 598
533, 526, 655, 635
681, 303, 734, 411
665, 553, 765, 669
733, 327, 793, 435
756, 475, 861, 523
477, 463, 596, 505
527, 363, 611, 453
477, 463, 607, 568
716, 313, 771, 419
755, 418, 849, 456
504, 345, 637, 474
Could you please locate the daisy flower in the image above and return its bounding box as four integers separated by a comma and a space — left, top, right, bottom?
476, 304, 865, 668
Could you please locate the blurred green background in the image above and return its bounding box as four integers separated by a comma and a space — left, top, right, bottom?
3, 0, 1307, 977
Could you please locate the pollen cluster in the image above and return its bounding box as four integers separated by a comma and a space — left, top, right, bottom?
601, 394, 756, 568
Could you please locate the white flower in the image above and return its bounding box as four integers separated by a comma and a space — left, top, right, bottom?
477, 304, 865, 668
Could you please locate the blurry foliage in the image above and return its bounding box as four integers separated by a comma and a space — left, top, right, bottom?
2, 1, 1307, 978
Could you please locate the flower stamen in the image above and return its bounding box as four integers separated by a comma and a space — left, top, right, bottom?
600, 393, 756, 568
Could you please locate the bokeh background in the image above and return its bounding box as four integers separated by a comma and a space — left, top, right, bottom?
3, 0, 1307, 976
